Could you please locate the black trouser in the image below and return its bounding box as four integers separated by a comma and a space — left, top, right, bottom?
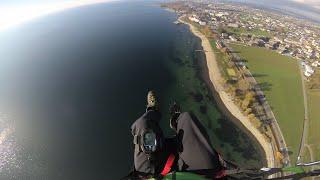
132, 111, 222, 177
174, 112, 222, 173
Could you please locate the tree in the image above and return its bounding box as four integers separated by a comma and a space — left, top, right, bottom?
241, 92, 253, 109
248, 113, 255, 120
202, 26, 213, 38
238, 78, 249, 92
244, 108, 252, 115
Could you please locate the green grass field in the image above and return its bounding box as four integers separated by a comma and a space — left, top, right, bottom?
307, 90, 320, 160
230, 44, 305, 161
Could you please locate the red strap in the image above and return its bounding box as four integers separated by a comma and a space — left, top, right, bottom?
214, 169, 226, 179
160, 153, 175, 176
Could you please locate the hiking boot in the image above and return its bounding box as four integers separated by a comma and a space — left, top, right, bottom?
169, 102, 181, 131
147, 90, 158, 111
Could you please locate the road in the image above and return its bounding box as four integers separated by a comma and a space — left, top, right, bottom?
297, 62, 310, 162
297, 62, 318, 180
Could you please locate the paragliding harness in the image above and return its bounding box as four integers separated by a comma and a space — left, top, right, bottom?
126, 132, 320, 180
127, 130, 176, 179
155, 160, 320, 179
123, 157, 320, 179
133, 129, 162, 160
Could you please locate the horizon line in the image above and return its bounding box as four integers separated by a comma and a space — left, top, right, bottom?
0, 0, 119, 32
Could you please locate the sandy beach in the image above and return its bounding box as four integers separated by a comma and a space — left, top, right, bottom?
179, 18, 275, 168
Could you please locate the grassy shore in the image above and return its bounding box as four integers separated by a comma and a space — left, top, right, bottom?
230, 44, 305, 161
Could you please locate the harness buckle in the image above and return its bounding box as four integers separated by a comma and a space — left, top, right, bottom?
133, 135, 140, 145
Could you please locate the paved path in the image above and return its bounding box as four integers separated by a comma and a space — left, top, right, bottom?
297, 62, 318, 180
297, 62, 310, 160
297, 62, 309, 162
305, 144, 317, 180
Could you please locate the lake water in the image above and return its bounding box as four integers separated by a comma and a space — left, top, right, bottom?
0, 1, 262, 179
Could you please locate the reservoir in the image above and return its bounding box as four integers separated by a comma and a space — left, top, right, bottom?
0, 1, 263, 179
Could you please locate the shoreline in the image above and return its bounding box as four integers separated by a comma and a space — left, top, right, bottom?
179, 17, 275, 168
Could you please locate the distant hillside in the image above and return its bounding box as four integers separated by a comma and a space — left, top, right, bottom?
225, 0, 320, 23
293, 0, 320, 9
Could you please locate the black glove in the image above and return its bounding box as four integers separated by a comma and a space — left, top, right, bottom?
169, 102, 181, 131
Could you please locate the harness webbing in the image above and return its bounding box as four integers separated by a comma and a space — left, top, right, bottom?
160, 154, 175, 176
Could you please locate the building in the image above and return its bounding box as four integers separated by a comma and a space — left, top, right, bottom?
199, 21, 206, 26
189, 16, 199, 23
221, 33, 229, 39
311, 61, 320, 67
216, 40, 225, 49
229, 36, 237, 42
228, 23, 239, 28
304, 65, 314, 77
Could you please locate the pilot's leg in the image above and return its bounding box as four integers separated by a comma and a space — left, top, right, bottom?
131, 91, 164, 176
174, 112, 223, 174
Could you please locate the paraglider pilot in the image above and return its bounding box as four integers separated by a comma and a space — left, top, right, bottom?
130, 91, 227, 179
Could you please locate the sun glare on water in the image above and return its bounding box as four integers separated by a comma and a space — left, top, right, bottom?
0, 0, 118, 32
0, 114, 21, 176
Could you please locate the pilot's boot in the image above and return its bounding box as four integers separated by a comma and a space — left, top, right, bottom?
147, 90, 159, 111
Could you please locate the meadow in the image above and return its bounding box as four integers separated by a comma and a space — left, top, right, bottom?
230, 44, 305, 161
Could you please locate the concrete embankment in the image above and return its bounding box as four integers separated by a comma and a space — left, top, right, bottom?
179, 18, 275, 168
